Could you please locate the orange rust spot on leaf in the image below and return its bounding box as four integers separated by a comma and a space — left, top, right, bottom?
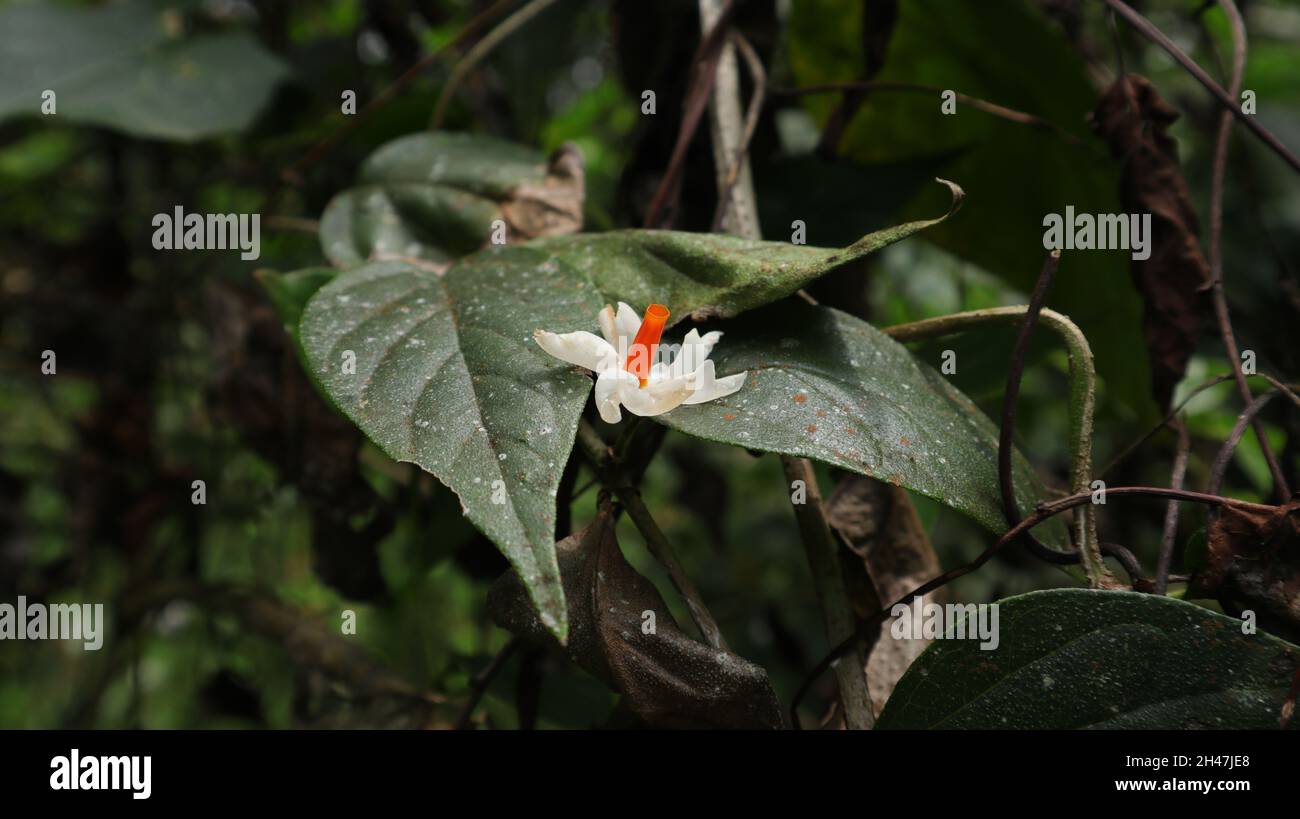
723, 413, 736, 421
815, 409, 827, 418
805, 424, 818, 434
900, 436, 910, 446
793, 393, 807, 404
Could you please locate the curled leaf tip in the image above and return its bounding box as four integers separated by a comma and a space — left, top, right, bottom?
933, 177, 965, 216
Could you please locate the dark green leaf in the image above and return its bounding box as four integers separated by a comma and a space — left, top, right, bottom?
659, 301, 1066, 543
876, 589, 1300, 729
0, 1, 288, 140
299, 249, 604, 641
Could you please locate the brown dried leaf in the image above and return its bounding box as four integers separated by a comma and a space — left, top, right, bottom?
826, 475, 942, 712
488, 499, 783, 729
1090, 74, 1211, 409
500, 143, 585, 240
1203, 498, 1300, 636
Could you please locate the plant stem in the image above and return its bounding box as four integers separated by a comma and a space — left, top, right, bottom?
883, 305, 1109, 585
1154, 417, 1190, 596
429, 0, 560, 130
782, 458, 875, 729
1203, 0, 1289, 502
574, 420, 727, 650
697, 0, 760, 238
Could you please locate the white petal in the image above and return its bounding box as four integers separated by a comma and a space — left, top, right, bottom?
671, 328, 723, 377
613, 302, 641, 353
621, 372, 694, 417
534, 329, 619, 373
648, 361, 672, 383
598, 304, 619, 347
683, 359, 747, 404
594, 368, 637, 424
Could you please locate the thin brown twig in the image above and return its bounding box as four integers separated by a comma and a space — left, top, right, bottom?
1154, 416, 1190, 595
642, 0, 737, 228
454, 637, 521, 730
1207, 390, 1279, 502
999, 251, 1066, 562
1099, 372, 1300, 480
429, 0, 561, 130
1203, 0, 1289, 502
1098, 0, 1300, 174
790, 485, 1271, 728
772, 81, 1088, 147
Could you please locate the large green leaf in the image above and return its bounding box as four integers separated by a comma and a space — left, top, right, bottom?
0, 1, 288, 140
876, 589, 1300, 729
789, 0, 1152, 419
297, 207, 957, 638
320, 133, 584, 268
299, 248, 603, 642
658, 301, 1066, 544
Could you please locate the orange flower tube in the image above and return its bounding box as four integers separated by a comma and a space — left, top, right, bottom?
624, 303, 670, 387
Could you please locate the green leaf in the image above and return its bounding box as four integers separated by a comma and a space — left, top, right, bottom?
256, 267, 339, 338
319, 133, 584, 269
297, 195, 958, 638
658, 301, 1066, 544
299, 249, 605, 642
789, 0, 1153, 419
0, 1, 288, 140
539, 178, 961, 322
876, 589, 1300, 729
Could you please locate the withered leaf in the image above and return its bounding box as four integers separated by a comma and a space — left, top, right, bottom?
499, 143, 585, 239
1090, 74, 1211, 409
488, 499, 783, 729
1203, 498, 1300, 637
827, 475, 942, 712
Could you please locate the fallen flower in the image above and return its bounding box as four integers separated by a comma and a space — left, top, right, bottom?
534, 302, 746, 423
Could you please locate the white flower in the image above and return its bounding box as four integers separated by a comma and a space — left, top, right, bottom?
534, 301, 746, 423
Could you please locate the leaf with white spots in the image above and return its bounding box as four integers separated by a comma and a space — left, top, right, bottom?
299, 249, 604, 642
659, 301, 1067, 544
876, 589, 1300, 729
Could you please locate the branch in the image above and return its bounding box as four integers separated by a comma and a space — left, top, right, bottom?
429, 0, 561, 130
1207, 390, 1280, 502
1098, 0, 1300, 175
773, 82, 1087, 147
1201, 0, 1290, 501
1154, 416, 1190, 595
